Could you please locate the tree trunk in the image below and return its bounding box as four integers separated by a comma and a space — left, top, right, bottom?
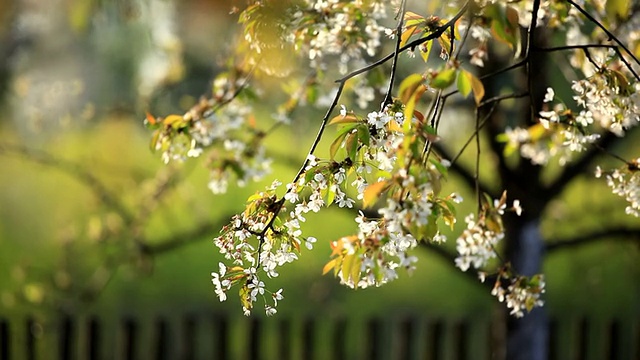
505, 217, 548, 360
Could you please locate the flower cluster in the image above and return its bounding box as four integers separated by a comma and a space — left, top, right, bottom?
211, 178, 323, 315
211, 152, 362, 315
294, 0, 394, 73
146, 74, 272, 194
240, 1, 396, 75
571, 72, 640, 136
502, 71, 639, 166
455, 194, 543, 317
454, 213, 503, 272
488, 270, 546, 318
322, 104, 460, 288
596, 161, 640, 217
455, 193, 522, 272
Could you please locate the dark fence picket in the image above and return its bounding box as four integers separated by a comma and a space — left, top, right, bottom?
154, 317, 169, 360
86, 317, 100, 360
577, 317, 589, 360
332, 318, 346, 360
397, 317, 417, 360
365, 318, 382, 360
453, 320, 468, 360
59, 316, 73, 360
302, 317, 316, 360
278, 319, 291, 360
548, 318, 558, 360
213, 313, 228, 360
607, 319, 620, 360
26, 317, 36, 360
1, 319, 8, 360
121, 318, 137, 360
426, 319, 444, 360
248, 317, 261, 360
181, 315, 196, 360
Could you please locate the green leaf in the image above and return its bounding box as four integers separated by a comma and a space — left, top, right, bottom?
345, 132, 359, 161
356, 124, 370, 147
324, 184, 336, 206
429, 158, 449, 177
401, 25, 420, 48
149, 130, 160, 152
329, 114, 359, 126
457, 69, 472, 98
330, 131, 349, 160
485, 4, 520, 50
239, 281, 252, 311
163, 114, 184, 128
437, 36, 453, 58
398, 74, 424, 104
419, 40, 433, 63
341, 254, 356, 283
606, 0, 629, 20
431, 68, 457, 89
469, 72, 485, 105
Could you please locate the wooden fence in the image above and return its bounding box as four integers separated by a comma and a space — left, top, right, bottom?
0, 314, 638, 360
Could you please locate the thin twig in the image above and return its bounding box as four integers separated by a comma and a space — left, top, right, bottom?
335, 1, 470, 83
566, 0, 640, 80
381, 0, 407, 109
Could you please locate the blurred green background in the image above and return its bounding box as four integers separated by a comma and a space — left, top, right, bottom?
0, 0, 638, 335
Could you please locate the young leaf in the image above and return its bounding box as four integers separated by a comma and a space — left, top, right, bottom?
239, 282, 252, 311
163, 114, 184, 127
457, 69, 472, 98
350, 255, 362, 285
468, 72, 485, 105
363, 181, 387, 208
341, 254, 355, 282
398, 74, 424, 104
325, 185, 336, 206
145, 111, 157, 125
431, 68, 457, 89
345, 131, 359, 161
486, 4, 520, 50
323, 258, 338, 275
605, 0, 629, 20
403, 84, 427, 126
329, 114, 359, 126
356, 124, 370, 147
401, 25, 420, 48
419, 40, 433, 63
149, 130, 160, 152
330, 131, 349, 160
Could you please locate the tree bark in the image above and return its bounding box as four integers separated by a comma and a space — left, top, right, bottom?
505, 217, 548, 360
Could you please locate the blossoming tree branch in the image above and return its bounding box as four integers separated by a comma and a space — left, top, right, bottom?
145, 0, 639, 317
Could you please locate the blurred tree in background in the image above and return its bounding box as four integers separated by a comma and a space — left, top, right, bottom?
0, 1, 639, 360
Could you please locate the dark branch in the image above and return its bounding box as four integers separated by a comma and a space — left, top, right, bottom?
544, 127, 637, 200
141, 219, 231, 255
0, 143, 135, 224
546, 227, 640, 252
381, 0, 407, 108
533, 44, 616, 52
